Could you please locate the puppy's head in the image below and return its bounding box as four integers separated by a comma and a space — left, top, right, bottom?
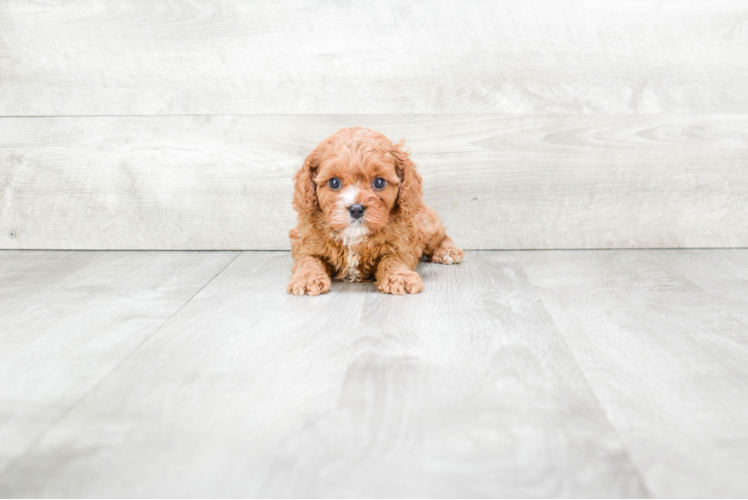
293, 127, 423, 240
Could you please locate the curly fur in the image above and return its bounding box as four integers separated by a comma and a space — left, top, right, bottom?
288, 127, 464, 295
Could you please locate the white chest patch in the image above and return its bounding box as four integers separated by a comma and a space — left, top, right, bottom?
339, 247, 363, 282
335, 227, 370, 282
340, 224, 369, 242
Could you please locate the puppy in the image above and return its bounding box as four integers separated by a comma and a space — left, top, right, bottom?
287, 127, 464, 296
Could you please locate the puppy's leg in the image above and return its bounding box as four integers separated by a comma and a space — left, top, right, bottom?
287, 255, 332, 296
430, 235, 465, 265
375, 255, 424, 295
416, 205, 465, 265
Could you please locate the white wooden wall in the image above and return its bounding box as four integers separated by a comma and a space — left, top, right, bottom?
1, 0, 746, 249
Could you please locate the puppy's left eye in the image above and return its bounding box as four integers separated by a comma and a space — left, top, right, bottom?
372, 177, 386, 190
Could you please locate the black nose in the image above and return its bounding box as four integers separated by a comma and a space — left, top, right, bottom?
348, 204, 366, 219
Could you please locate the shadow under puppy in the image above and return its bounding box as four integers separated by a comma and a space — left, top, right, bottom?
288, 127, 464, 295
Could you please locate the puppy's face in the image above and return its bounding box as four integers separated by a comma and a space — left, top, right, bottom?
293, 127, 423, 241
314, 148, 401, 239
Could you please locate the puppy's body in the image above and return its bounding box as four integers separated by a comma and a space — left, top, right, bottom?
288, 127, 464, 295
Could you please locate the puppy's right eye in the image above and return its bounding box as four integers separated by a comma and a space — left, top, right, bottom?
328, 177, 341, 190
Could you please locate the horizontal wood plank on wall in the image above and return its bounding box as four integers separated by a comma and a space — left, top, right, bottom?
1, 0, 748, 115
1, 114, 747, 250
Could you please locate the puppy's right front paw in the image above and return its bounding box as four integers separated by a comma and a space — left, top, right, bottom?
287, 272, 331, 296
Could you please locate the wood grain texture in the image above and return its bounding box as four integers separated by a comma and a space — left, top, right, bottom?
0, 252, 647, 498
518, 249, 748, 497
1, 0, 748, 115
662, 250, 748, 327
0, 250, 238, 475
2, 114, 747, 250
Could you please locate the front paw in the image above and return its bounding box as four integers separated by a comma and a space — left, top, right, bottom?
287, 272, 331, 296
377, 270, 424, 295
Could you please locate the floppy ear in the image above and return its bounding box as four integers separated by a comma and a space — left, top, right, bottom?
292, 149, 320, 216
391, 140, 423, 217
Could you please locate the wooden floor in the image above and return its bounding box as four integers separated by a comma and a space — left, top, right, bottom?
1, 249, 747, 498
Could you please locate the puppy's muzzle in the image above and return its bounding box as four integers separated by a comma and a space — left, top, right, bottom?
348, 204, 366, 220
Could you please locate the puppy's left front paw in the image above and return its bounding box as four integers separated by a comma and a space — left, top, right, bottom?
377, 270, 424, 295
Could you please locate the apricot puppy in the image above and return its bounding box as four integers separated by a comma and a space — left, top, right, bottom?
288, 127, 464, 295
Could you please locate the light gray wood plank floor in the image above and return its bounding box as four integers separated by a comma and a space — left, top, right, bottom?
1, 250, 747, 497
516, 250, 748, 498
0, 251, 239, 476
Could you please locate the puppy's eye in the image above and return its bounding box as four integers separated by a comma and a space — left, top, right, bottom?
328, 177, 341, 190
373, 177, 386, 190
